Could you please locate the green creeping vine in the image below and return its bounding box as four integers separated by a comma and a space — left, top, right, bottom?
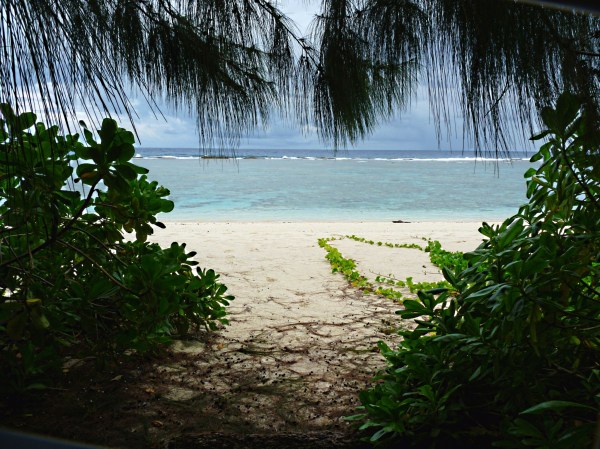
318, 235, 466, 302
0, 107, 233, 390
344, 235, 425, 251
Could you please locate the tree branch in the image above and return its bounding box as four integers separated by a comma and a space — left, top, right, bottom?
56, 239, 135, 294
0, 179, 101, 269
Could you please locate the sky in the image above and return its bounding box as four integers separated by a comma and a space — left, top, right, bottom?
123, 0, 466, 151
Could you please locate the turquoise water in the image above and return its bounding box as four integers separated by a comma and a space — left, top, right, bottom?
135, 150, 533, 222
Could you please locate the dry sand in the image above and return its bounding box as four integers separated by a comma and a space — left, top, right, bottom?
147, 221, 487, 440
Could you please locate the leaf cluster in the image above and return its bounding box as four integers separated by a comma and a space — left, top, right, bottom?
0, 107, 232, 390
354, 93, 600, 448
318, 235, 466, 302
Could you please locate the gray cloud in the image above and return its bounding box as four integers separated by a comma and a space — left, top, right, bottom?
125, 90, 462, 152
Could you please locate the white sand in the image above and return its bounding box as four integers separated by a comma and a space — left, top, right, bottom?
147, 221, 487, 431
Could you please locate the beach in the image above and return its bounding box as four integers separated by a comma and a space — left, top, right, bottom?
146, 220, 487, 440
0, 149, 529, 447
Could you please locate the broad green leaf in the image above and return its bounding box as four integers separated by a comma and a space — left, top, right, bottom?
99, 118, 118, 145
466, 284, 503, 300
556, 92, 580, 129
469, 366, 482, 381
499, 219, 524, 247
0, 103, 15, 122
125, 162, 149, 175
74, 146, 93, 160
76, 163, 97, 177
540, 107, 558, 131
529, 130, 550, 141
30, 309, 50, 330
114, 129, 136, 146
83, 128, 96, 146
432, 333, 466, 342
114, 163, 137, 180
520, 401, 596, 415
159, 199, 175, 213
116, 144, 135, 162
79, 171, 100, 184
104, 172, 130, 192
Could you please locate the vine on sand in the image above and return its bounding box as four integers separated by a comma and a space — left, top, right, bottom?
318, 235, 466, 302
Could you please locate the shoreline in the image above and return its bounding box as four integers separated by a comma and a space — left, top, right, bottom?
150, 221, 489, 289
159, 219, 490, 223
152, 221, 489, 255
151, 217, 517, 231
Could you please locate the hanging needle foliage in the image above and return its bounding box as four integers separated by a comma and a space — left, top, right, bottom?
0, 1, 597, 152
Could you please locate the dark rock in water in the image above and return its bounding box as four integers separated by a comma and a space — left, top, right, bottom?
392, 219, 410, 223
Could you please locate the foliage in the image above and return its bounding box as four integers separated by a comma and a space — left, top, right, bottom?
318, 235, 466, 302
0, 106, 232, 390
319, 237, 373, 292
346, 234, 424, 251
1, 1, 597, 151
353, 92, 600, 448
424, 240, 469, 274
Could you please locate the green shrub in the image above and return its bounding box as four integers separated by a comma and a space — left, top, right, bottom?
353, 92, 600, 448
0, 106, 232, 390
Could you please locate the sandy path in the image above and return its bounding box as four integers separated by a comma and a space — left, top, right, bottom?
148, 221, 485, 439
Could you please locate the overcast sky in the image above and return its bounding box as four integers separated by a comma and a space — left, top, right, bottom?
124, 0, 466, 151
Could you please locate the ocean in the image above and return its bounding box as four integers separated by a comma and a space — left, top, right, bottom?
133, 148, 535, 222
